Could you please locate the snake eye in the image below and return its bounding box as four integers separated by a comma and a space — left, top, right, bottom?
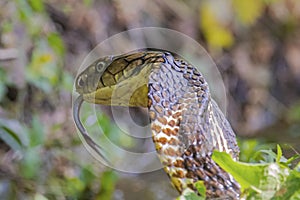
96, 61, 105, 72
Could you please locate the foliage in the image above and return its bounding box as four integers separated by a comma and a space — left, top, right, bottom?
96, 170, 118, 200
0, 115, 119, 199
199, 0, 291, 49
200, 2, 234, 49
238, 139, 275, 163
177, 188, 205, 200
0, 1, 115, 199
179, 145, 300, 199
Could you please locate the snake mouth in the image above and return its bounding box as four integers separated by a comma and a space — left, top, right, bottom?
73, 95, 110, 164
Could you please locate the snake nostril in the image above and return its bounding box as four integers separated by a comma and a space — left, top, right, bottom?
77, 77, 84, 87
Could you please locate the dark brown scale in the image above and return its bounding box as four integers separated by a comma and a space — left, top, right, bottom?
165, 109, 173, 117
162, 100, 170, 108
182, 73, 190, 79
144, 57, 162, 64
162, 128, 172, 136
152, 94, 161, 103
151, 83, 161, 91
154, 105, 163, 114
170, 104, 179, 111
124, 52, 146, 62
194, 81, 202, 87
107, 58, 128, 74
148, 110, 156, 120
169, 94, 177, 103
169, 138, 179, 146
101, 73, 114, 86
186, 68, 193, 74
182, 146, 240, 199
193, 70, 201, 76
168, 120, 176, 127
161, 90, 169, 100
150, 73, 160, 82
97, 77, 105, 88
114, 70, 124, 82
157, 116, 167, 125
127, 59, 143, 72
191, 75, 199, 80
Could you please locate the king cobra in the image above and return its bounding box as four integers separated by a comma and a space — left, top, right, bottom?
73, 49, 241, 199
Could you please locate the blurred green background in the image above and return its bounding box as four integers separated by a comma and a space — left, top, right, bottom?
0, 0, 300, 199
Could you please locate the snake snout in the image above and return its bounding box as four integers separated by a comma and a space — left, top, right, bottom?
75, 73, 88, 94
76, 70, 100, 94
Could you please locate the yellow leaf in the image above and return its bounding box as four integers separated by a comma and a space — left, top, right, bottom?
200, 2, 234, 48
206, 27, 234, 48
39, 53, 52, 63
232, 0, 265, 25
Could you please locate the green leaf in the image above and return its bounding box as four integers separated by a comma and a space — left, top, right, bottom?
96, 170, 118, 200
0, 119, 30, 150
276, 145, 282, 163
287, 102, 300, 122
95, 112, 135, 148
61, 71, 73, 92
184, 192, 204, 200
0, 67, 8, 101
65, 177, 85, 196
80, 165, 96, 185
238, 139, 274, 162
34, 193, 48, 200
177, 188, 205, 200
83, 0, 93, 7
1, 20, 13, 33
26, 38, 63, 91
15, 0, 34, 21
195, 181, 206, 197
47, 32, 65, 56
28, 0, 44, 12
295, 162, 300, 172
271, 170, 300, 199
285, 155, 300, 166
20, 147, 41, 179
0, 126, 22, 151
27, 116, 45, 147
212, 151, 300, 199
212, 151, 267, 190
0, 83, 6, 101
260, 149, 278, 163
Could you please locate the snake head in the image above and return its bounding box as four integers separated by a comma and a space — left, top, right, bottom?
75, 56, 113, 95
75, 51, 154, 106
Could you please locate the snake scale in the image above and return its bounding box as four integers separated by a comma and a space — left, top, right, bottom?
73, 49, 241, 199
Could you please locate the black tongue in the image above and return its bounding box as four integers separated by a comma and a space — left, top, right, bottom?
72, 95, 111, 164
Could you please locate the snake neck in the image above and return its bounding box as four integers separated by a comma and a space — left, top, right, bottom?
148, 52, 240, 199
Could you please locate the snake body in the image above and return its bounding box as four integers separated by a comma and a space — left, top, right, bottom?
74, 49, 240, 199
